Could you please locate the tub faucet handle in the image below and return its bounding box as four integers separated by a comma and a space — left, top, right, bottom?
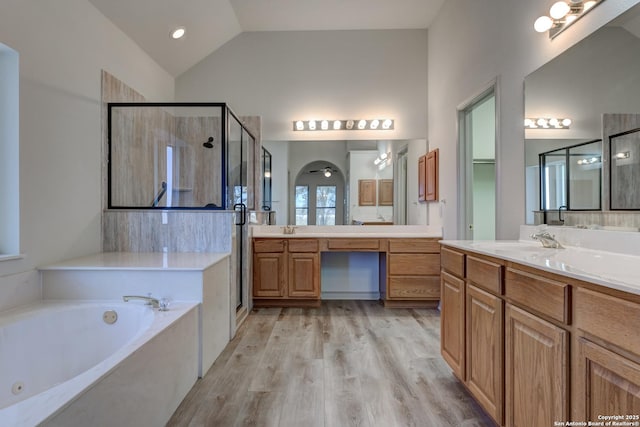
158, 298, 170, 311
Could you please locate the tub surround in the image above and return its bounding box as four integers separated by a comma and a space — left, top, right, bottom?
39, 252, 231, 377
439, 226, 640, 426
0, 301, 199, 427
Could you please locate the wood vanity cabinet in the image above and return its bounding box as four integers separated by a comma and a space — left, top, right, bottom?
425, 148, 439, 202
573, 287, 640, 421
253, 238, 320, 305
441, 270, 465, 380
386, 238, 441, 307
358, 179, 377, 206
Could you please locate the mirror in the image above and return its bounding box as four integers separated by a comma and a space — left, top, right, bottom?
524, 3, 640, 224
263, 139, 417, 225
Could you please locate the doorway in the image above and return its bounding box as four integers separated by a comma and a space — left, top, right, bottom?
458, 86, 497, 240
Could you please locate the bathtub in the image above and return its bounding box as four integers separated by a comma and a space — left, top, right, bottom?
0, 300, 199, 427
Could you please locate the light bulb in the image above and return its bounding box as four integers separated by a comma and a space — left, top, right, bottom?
380, 152, 388, 160
308, 120, 316, 130
524, 118, 534, 127
382, 119, 393, 129
370, 119, 380, 129
295, 120, 304, 131
537, 118, 548, 127
324, 169, 332, 178
565, 15, 578, 24
321, 120, 329, 130
583, 1, 596, 12
549, 118, 560, 127
346, 120, 354, 130
561, 118, 572, 127
264, 171, 271, 178
374, 158, 381, 165
550, 2, 570, 19
358, 119, 367, 130
333, 120, 341, 130
534, 16, 553, 32
171, 27, 186, 39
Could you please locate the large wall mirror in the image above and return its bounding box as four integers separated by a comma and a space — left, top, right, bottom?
262, 139, 421, 225
524, 3, 640, 225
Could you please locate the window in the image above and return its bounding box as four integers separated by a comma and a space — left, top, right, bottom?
295, 186, 309, 225
316, 186, 336, 225
0, 42, 19, 257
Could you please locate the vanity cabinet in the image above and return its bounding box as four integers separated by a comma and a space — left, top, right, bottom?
253, 238, 320, 306
386, 238, 441, 306
358, 179, 377, 206
418, 155, 426, 202
425, 148, 439, 201
505, 303, 568, 427
573, 287, 640, 421
440, 243, 640, 427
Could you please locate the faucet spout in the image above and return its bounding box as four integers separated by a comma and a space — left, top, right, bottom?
530, 231, 564, 249
123, 295, 160, 308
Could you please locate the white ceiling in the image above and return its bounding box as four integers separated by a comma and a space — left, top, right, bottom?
88, 0, 445, 77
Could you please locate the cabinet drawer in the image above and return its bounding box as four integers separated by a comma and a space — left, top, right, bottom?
388, 239, 440, 253
441, 247, 465, 277
505, 268, 570, 324
467, 256, 503, 295
287, 239, 319, 253
327, 239, 380, 251
388, 276, 440, 299
253, 239, 285, 253
389, 253, 440, 276
575, 288, 640, 356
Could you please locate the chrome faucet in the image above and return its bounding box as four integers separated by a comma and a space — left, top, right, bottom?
530, 231, 564, 249
123, 295, 160, 308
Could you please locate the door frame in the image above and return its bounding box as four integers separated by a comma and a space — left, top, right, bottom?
456, 78, 501, 240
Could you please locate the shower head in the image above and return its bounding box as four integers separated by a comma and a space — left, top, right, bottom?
203, 137, 214, 148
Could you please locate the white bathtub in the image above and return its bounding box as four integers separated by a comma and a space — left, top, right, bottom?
0, 300, 199, 427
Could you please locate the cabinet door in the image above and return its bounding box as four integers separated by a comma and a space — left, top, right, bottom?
288, 253, 320, 298
378, 179, 393, 206
466, 284, 503, 425
358, 179, 377, 206
418, 155, 426, 202
426, 149, 439, 201
253, 253, 286, 298
575, 337, 640, 423
441, 271, 465, 380
505, 304, 568, 427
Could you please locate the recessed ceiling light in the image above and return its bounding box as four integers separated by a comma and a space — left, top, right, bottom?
171, 27, 186, 40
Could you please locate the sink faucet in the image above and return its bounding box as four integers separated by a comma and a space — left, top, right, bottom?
530, 231, 564, 249
123, 295, 161, 308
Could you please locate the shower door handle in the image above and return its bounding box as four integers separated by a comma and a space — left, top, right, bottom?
234, 203, 246, 226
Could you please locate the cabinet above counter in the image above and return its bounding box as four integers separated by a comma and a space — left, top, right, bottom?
251, 224, 442, 239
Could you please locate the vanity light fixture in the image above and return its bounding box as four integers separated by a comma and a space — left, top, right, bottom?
615, 151, 631, 159
374, 151, 392, 168
577, 156, 601, 165
171, 27, 186, 39
534, 0, 604, 38
524, 117, 572, 129
292, 119, 394, 131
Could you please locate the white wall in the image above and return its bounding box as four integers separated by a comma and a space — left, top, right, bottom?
0, 0, 174, 291
175, 30, 428, 142
428, 0, 640, 239
348, 151, 393, 223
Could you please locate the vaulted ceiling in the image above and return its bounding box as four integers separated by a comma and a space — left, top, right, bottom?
88, 0, 445, 76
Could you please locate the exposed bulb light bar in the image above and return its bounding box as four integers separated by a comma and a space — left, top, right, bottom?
534, 0, 604, 38
524, 117, 572, 129
292, 119, 394, 131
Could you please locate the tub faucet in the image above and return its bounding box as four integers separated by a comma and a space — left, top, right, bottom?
123, 295, 160, 308
530, 231, 564, 249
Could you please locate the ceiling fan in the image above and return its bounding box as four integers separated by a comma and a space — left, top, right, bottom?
307, 166, 336, 177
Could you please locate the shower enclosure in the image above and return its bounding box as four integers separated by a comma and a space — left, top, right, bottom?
107, 103, 255, 211
107, 102, 256, 311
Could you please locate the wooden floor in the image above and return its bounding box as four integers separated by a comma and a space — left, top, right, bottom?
167, 301, 495, 427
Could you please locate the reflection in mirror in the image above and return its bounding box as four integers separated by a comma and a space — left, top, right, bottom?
524, 3, 640, 226
610, 128, 640, 209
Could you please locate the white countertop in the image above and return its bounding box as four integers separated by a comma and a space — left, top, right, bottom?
440, 239, 640, 297
251, 225, 442, 238
38, 252, 230, 271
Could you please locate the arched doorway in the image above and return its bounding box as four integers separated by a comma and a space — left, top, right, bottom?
292, 160, 345, 225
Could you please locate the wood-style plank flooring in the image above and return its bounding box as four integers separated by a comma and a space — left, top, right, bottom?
167, 301, 495, 427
